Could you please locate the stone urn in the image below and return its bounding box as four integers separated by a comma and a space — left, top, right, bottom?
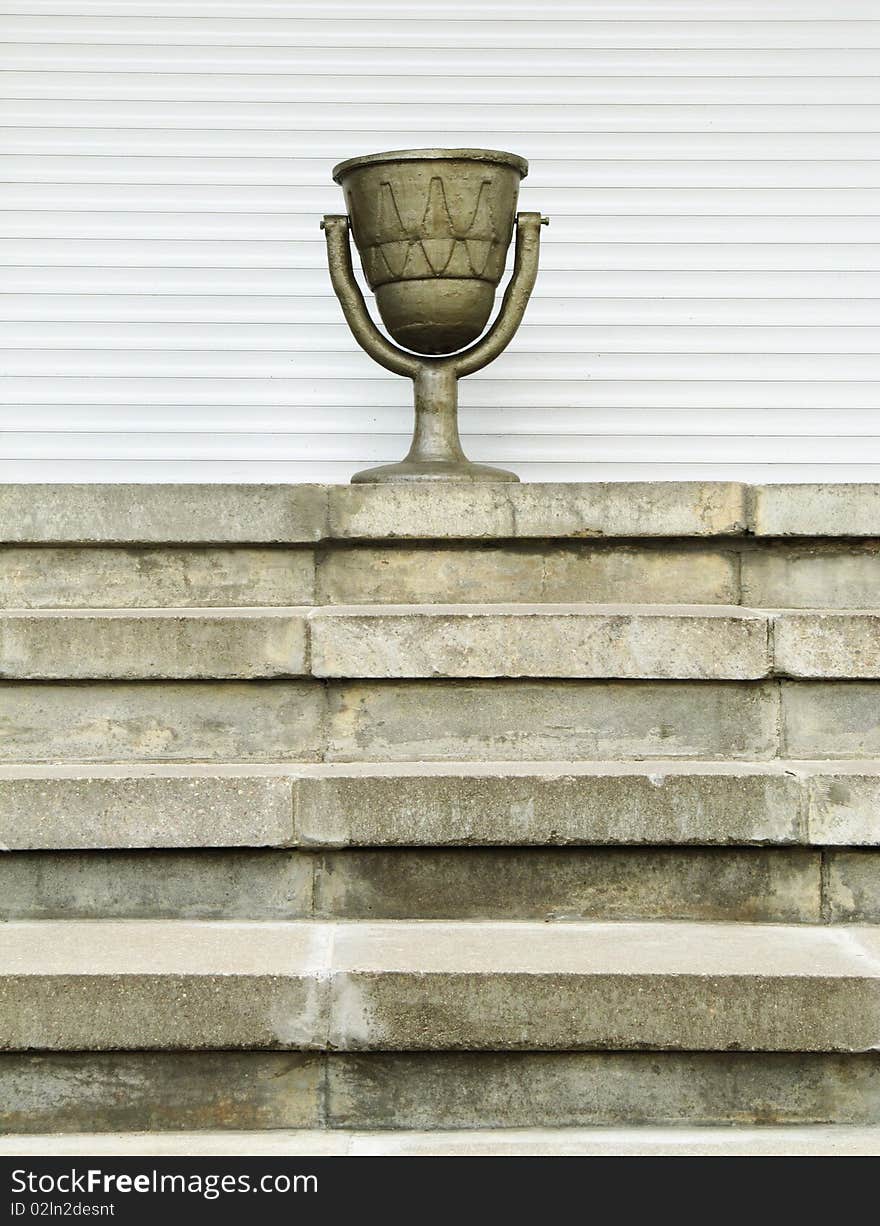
323, 148, 546, 482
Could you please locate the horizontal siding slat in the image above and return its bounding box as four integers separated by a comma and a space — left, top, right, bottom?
6, 18, 880, 50
7, 72, 880, 104
7, 46, 880, 75
0, 429, 877, 464
4, 351, 880, 378
4, 323, 880, 354
7, 184, 880, 214
9, 156, 880, 188
4, 240, 880, 272
4, 378, 877, 409
11, 101, 880, 131
5, 268, 880, 296
5, 296, 880, 326
7, 131, 880, 160
9, 215, 880, 243
0, 406, 874, 437
4, 3, 880, 20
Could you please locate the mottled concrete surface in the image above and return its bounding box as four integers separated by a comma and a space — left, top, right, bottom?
0, 547, 315, 608
325, 679, 780, 761
317, 543, 740, 606
6, 1050, 880, 1134
0, 846, 821, 924
0, 681, 324, 762
311, 604, 770, 680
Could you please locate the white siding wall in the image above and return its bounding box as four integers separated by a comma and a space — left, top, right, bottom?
2, 0, 880, 482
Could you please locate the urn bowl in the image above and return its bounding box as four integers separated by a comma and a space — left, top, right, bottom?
332, 148, 528, 355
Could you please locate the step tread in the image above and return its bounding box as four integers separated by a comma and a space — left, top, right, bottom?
2, 1125, 878, 1157
6, 918, 878, 977
3, 920, 880, 1053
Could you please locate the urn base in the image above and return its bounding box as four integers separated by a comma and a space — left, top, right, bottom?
351, 459, 520, 484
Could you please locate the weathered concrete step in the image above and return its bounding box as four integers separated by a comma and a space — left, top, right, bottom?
3, 761, 880, 850
2, 919, 880, 1052
1, 546, 317, 609
0, 608, 310, 680
0, 847, 830, 924
312, 604, 770, 680
6, 1050, 880, 1134
2, 483, 879, 544
2, 1126, 880, 1157
0, 482, 747, 544
5, 541, 879, 611
4, 605, 880, 680
318, 541, 880, 610
5, 678, 879, 763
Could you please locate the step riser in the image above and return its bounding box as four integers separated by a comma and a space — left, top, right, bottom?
3, 680, 877, 763
4, 542, 879, 610
3, 974, 876, 1052
6, 764, 878, 850
2, 608, 879, 681
4, 1051, 880, 1134
0, 548, 316, 609
0, 848, 832, 924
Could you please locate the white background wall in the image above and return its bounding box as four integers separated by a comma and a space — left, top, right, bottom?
2, 0, 880, 482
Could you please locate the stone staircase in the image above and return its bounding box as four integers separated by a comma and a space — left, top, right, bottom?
1, 481, 880, 1154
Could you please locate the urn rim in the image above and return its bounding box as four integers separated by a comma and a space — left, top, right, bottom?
332, 147, 528, 183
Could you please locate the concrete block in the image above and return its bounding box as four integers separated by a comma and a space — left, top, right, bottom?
0, 610, 309, 680
0, 1052, 322, 1133
741, 544, 880, 609
294, 761, 802, 846
774, 612, 880, 679
0, 846, 819, 924
507, 482, 748, 538
782, 682, 880, 759
0, 682, 324, 763
0, 485, 329, 545
314, 847, 820, 922
541, 544, 739, 605
0, 765, 296, 849
825, 852, 880, 922
329, 920, 880, 1052
0, 547, 315, 609
326, 1051, 880, 1130
0, 921, 331, 1050
329, 485, 515, 540
0, 851, 313, 920
319, 545, 549, 604
320, 545, 725, 607
325, 680, 780, 761
329, 482, 747, 540
753, 484, 880, 537
318, 544, 739, 605
312, 605, 769, 680
330, 921, 880, 1052
808, 766, 880, 844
